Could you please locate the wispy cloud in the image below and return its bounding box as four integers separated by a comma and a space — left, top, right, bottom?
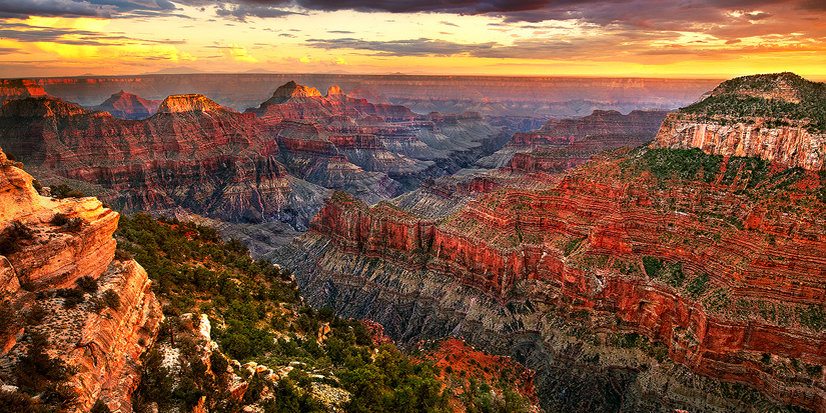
307, 37, 497, 57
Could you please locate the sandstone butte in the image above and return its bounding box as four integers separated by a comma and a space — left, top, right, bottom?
276, 73, 826, 412
0, 145, 163, 412
93, 90, 161, 120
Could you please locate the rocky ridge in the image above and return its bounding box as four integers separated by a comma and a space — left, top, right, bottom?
0, 145, 162, 412
0, 79, 52, 104
0, 80, 509, 235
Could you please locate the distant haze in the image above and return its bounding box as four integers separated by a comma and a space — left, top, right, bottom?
37, 74, 722, 119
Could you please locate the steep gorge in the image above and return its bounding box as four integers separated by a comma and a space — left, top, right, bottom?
275, 73, 826, 412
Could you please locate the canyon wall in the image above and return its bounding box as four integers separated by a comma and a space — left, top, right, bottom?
653, 72, 826, 171
276, 147, 826, 412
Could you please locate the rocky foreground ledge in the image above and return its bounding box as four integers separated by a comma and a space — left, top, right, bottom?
0, 146, 162, 412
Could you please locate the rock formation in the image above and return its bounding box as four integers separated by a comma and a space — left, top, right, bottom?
0, 94, 332, 230
275, 74, 826, 412
35, 74, 718, 121
0, 145, 162, 412
0, 81, 509, 233
247, 80, 416, 122
93, 90, 160, 120
653, 72, 826, 171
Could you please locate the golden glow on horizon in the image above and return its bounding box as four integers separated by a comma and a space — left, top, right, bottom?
0, 4, 824, 78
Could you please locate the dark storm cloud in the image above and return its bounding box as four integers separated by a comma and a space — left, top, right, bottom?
0, 21, 186, 45
0, 0, 112, 18
306, 37, 497, 56
214, 3, 302, 21
0, 0, 186, 19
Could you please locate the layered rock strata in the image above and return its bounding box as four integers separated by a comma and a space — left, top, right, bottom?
0, 145, 163, 412
0, 94, 332, 229
0, 81, 509, 231
276, 148, 826, 412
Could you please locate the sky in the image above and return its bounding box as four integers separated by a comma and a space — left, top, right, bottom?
0, 0, 824, 78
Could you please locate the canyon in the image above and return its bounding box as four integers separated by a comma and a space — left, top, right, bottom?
2, 71, 823, 412
0, 81, 509, 242
274, 73, 826, 412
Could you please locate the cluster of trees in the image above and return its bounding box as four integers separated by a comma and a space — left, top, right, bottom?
680, 74, 826, 133
117, 214, 454, 413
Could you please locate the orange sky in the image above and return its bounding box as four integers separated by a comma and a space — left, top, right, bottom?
0, 0, 824, 78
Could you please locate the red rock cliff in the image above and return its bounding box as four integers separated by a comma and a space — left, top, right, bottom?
295, 147, 826, 412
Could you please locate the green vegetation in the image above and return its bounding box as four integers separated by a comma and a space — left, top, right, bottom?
680, 72, 826, 133
0, 220, 34, 255
50, 213, 84, 232
796, 304, 826, 331
563, 237, 585, 256
461, 377, 527, 413
686, 273, 710, 298
118, 214, 451, 413
642, 257, 685, 288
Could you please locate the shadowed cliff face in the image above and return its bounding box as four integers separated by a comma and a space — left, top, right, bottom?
275, 147, 826, 412
273, 77, 826, 413
0, 95, 333, 229
0, 145, 162, 412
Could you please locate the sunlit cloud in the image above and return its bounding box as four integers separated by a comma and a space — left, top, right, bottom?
224, 43, 257, 62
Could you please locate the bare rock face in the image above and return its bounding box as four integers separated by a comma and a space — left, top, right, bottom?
247, 80, 416, 122
0, 145, 162, 412
653, 72, 826, 171
94, 90, 161, 120
0, 95, 331, 229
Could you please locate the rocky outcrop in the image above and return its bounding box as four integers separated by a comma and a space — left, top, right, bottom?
653, 72, 826, 171
276, 146, 826, 412
0, 145, 162, 412
93, 90, 160, 120
654, 113, 826, 171
247, 81, 416, 122
417, 338, 542, 412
